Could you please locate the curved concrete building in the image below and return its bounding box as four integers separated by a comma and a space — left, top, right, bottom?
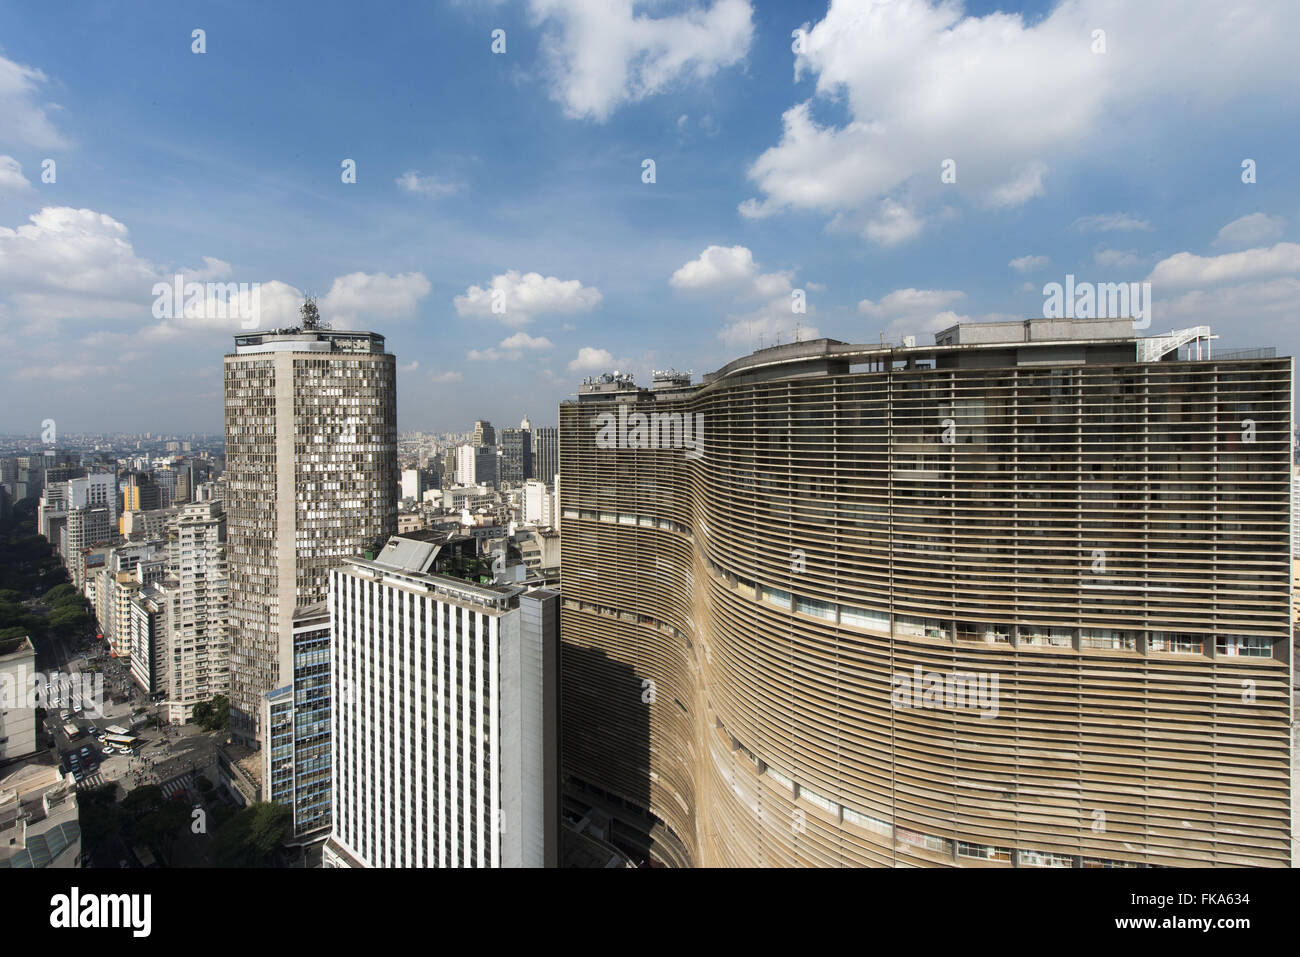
559, 321, 1292, 867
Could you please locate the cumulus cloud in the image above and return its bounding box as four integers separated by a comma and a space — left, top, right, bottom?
1146, 242, 1300, 290
320, 271, 431, 325
858, 288, 968, 342
396, 171, 460, 197
669, 244, 794, 297
567, 346, 616, 371
1213, 212, 1285, 248
742, 0, 1294, 237
0, 155, 31, 192
863, 199, 924, 246
1009, 255, 1049, 273
454, 269, 602, 327
529, 0, 753, 121
468, 332, 555, 361
0, 207, 161, 324
0, 55, 69, 149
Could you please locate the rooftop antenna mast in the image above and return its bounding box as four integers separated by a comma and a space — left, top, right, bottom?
301, 296, 330, 331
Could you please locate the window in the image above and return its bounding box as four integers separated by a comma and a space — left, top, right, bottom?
1216, 634, 1272, 658
1149, 632, 1203, 654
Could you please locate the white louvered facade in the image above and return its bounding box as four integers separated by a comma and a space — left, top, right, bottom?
328, 557, 548, 868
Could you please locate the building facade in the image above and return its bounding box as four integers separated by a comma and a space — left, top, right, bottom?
532, 428, 558, 488
223, 306, 398, 744
326, 534, 559, 867
263, 603, 332, 839
558, 320, 1293, 867
165, 501, 230, 724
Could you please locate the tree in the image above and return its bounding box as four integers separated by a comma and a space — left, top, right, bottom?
211, 802, 291, 868
192, 694, 230, 731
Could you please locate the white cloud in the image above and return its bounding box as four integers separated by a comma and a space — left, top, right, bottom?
1071, 212, 1153, 233
0, 155, 31, 192
1009, 255, 1049, 273
717, 308, 819, 350
500, 332, 553, 350
400, 360, 420, 373
429, 370, 465, 383
863, 200, 923, 246
670, 244, 758, 290
320, 271, 431, 325
987, 162, 1046, 208
0, 55, 69, 149
1093, 247, 1145, 269
858, 288, 968, 342
1147, 242, 1300, 290
742, 1, 1295, 231
455, 269, 602, 326
0, 207, 160, 323
529, 0, 754, 121
396, 171, 459, 198
1214, 212, 1285, 248
567, 346, 616, 371
469, 332, 555, 361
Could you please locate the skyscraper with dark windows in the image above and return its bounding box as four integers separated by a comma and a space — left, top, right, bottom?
223, 301, 397, 745
532, 427, 558, 487
500, 428, 531, 484
559, 319, 1293, 867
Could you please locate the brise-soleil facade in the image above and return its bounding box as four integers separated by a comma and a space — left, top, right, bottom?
559, 319, 1293, 868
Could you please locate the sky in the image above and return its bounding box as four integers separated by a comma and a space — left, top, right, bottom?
0, 0, 1298, 434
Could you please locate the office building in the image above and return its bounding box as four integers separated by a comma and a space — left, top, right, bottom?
224, 301, 397, 744
473, 420, 496, 448
532, 428, 558, 488
325, 533, 560, 868
263, 603, 332, 839
400, 468, 426, 503
456, 444, 498, 487
559, 320, 1293, 867
500, 428, 531, 484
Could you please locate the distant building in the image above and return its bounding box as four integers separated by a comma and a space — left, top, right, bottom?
456, 445, 498, 486
472, 420, 496, 448
500, 429, 531, 484
521, 479, 554, 528
532, 428, 558, 488
400, 468, 426, 502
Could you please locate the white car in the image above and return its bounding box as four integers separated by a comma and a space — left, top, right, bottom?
101, 745, 116, 755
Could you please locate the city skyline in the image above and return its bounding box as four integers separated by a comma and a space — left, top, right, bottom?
2, 1, 1299, 434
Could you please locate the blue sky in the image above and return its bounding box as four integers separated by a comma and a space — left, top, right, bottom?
1, 0, 1298, 433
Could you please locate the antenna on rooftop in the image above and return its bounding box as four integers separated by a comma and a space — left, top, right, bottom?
301, 296, 329, 331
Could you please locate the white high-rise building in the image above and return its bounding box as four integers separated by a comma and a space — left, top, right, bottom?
521, 479, 553, 528
325, 533, 559, 868
400, 468, 425, 502
165, 500, 230, 723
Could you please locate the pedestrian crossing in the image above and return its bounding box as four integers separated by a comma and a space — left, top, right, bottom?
76, 773, 104, 791
161, 773, 194, 800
